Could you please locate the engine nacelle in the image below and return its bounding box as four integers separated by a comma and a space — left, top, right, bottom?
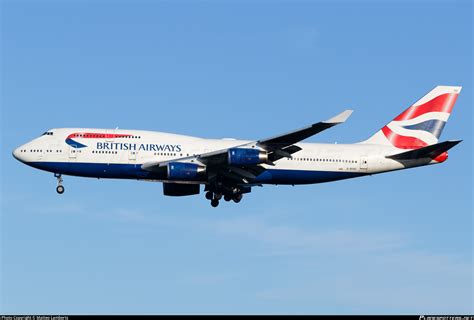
167, 162, 206, 180
228, 148, 268, 165
163, 183, 200, 196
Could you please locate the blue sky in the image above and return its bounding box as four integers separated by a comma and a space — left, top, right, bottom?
1, 0, 472, 314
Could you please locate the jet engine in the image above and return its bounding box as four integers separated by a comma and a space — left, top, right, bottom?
167, 162, 206, 180
227, 148, 268, 165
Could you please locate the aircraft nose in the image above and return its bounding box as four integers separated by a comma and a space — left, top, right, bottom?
12, 146, 24, 162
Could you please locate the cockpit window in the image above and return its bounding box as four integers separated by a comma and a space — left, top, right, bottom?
42, 132, 53, 136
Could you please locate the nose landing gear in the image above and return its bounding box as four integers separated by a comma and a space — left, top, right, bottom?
56, 185, 65, 194
55, 173, 64, 194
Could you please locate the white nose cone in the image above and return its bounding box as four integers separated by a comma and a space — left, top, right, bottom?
12, 147, 24, 162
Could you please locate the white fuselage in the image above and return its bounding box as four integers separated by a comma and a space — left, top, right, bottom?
13, 128, 439, 185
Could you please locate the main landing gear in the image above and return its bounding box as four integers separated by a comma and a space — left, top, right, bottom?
55, 173, 65, 194
205, 190, 243, 208
206, 191, 220, 207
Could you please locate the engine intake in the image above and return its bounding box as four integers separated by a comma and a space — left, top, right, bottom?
228, 148, 268, 165
167, 162, 206, 180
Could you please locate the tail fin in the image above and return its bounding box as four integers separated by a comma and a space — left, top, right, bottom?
361, 86, 462, 149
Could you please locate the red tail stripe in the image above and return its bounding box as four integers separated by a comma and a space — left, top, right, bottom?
67, 133, 133, 139
382, 126, 428, 149
393, 93, 458, 121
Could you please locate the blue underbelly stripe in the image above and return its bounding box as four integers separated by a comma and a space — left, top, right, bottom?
253, 169, 365, 184
28, 161, 152, 179
27, 161, 365, 184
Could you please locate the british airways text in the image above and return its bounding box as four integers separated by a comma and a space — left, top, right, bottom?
97, 142, 182, 152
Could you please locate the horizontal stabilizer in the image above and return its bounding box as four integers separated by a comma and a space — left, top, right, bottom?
386, 140, 462, 160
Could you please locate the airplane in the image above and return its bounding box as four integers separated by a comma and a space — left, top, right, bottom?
12, 85, 462, 207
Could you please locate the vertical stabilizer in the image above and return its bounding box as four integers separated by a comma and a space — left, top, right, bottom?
361, 86, 461, 149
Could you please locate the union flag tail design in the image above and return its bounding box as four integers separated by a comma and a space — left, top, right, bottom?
362, 86, 462, 149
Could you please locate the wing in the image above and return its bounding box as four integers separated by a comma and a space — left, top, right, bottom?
257, 109, 353, 151
142, 110, 353, 183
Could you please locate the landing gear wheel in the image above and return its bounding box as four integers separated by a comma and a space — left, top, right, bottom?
56, 185, 65, 194
211, 199, 219, 207
233, 193, 242, 203
214, 193, 222, 201
55, 173, 64, 194
205, 191, 213, 200
224, 195, 232, 202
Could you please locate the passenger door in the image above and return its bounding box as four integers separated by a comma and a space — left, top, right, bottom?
69, 147, 77, 161
360, 156, 368, 170
128, 150, 137, 163
37, 148, 45, 161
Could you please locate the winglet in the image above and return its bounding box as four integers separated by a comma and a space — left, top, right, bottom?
323, 110, 353, 124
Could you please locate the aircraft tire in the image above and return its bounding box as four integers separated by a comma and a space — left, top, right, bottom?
211, 199, 219, 207
233, 194, 242, 203
56, 185, 65, 194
